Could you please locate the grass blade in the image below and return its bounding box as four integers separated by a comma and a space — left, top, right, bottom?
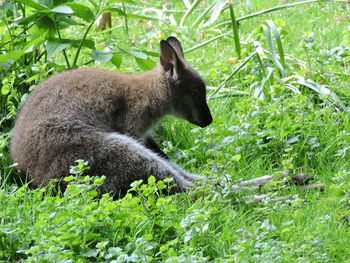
192, 2, 215, 28
284, 84, 302, 94
265, 20, 286, 68
246, 0, 253, 11
237, 0, 350, 22
296, 78, 348, 111
228, 2, 241, 59
208, 51, 257, 99
122, 3, 128, 36
284, 75, 348, 111
216, 0, 350, 27
180, 0, 203, 27
183, 0, 192, 9
252, 67, 274, 99
184, 33, 228, 54
206, 0, 227, 25
261, 22, 286, 77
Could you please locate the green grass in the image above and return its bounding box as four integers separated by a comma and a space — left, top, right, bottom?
1, 0, 350, 262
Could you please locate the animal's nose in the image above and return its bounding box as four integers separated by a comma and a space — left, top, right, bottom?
199, 115, 213, 128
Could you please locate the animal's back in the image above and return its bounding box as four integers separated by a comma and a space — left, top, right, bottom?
10, 68, 132, 186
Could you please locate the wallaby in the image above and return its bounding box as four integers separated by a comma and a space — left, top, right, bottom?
10, 37, 213, 196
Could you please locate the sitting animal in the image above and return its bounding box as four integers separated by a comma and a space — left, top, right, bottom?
10, 37, 213, 196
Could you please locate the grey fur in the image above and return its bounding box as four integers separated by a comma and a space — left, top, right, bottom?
10, 37, 212, 196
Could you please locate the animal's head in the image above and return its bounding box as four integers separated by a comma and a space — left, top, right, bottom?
160, 37, 212, 128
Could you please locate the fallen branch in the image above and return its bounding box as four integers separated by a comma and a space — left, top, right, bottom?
221, 173, 325, 203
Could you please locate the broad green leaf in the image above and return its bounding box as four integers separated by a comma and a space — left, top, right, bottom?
48, 61, 66, 71
0, 25, 6, 38
1, 84, 10, 95
46, 41, 71, 58
89, 50, 113, 62
86, 0, 98, 9
60, 17, 84, 26
65, 3, 94, 22
141, 50, 159, 57
51, 5, 73, 14
135, 57, 156, 71
77, 39, 95, 49
126, 14, 159, 21
148, 175, 156, 184
111, 53, 122, 68
29, 15, 55, 37
51, 38, 95, 49
0, 51, 25, 64
125, 50, 148, 60
37, 0, 53, 8
23, 37, 45, 52
102, 6, 126, 16
17, 13, 42, 25
15, 0, 49, 11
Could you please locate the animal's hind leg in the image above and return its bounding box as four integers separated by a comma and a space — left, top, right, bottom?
144, 135, 169, 159
143, 135, 203, 183
89, 132, 199, 195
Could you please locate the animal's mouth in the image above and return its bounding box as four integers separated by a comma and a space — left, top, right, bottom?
191, 116, 213, 128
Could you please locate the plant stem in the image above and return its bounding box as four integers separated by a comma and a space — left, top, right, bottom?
54, 18, 70, 69
122, 3, 129, 36
184, 33, 228, 54
72, 21, 94, 68
208, 52, 257, 100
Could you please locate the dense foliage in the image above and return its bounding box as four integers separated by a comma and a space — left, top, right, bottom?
1, 0, 350, 261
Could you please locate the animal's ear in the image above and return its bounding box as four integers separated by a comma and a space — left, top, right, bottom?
160, 40, 184, 78
166, 36, 184, 59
